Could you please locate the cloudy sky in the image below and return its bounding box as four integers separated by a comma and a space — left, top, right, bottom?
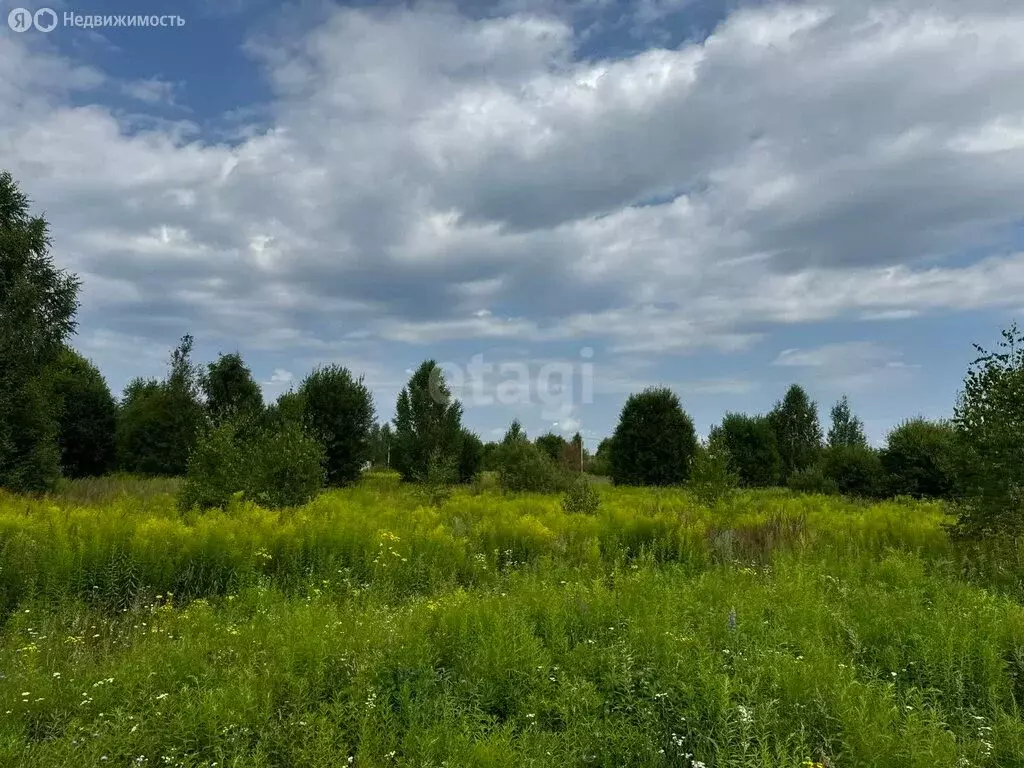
2, 0, 1023, 446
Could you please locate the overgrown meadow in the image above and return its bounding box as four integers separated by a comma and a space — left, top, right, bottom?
2, 475, 1024, 767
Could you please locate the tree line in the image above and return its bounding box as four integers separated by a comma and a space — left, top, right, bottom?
2, 170, 1022, 538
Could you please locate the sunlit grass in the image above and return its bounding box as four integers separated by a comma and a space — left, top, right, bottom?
1, 479, 1022, 766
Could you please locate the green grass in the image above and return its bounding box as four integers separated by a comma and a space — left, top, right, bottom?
1, 479, 1023, 766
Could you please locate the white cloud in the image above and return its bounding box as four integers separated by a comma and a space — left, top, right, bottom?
1, 0, 1024, 393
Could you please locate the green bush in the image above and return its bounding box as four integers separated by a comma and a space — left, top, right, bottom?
49, 347, 117, 478
299, 365, 374, 487
881, 418, 957, 499
495, 439, 566, 493
711, 413, 781, 487
610, 387, 698, 486
821, 444, 885, 498
179, 420, 325, 511
787, 464, 838, 495
561, 474, 600, 514
688, 433, 738, 505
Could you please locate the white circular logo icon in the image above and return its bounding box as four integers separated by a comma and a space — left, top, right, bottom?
7, 8, 33, 32
33, 8, 58, 32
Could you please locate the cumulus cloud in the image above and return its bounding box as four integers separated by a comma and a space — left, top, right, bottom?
1, 0, 1024, 410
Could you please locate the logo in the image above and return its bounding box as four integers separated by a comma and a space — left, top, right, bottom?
7, 7, 57, 32
34, 8, 57, 32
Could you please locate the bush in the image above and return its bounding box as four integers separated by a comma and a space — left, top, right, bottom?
179, 420, 325, 511
201, 352, 263, 425
688, 433, 738, 506
881, 419, 957, 499
768, 384, 823, 482
299, 365, 374, 487
952, 323, 1024, 538
821, 444, 885, 498
495, 439, 566, 493
712, 413, 781, 487
561, 475, 600, 514
610, 387, 698, 486
457, 430, 484, 484
787, 464, 838, 495
49, 348, 117, 478
392, 361, 465, 483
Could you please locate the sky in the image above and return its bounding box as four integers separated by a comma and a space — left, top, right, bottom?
2, 0, 1023, 448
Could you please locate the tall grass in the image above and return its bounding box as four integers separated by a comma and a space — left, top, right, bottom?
2, 480, 1023, 766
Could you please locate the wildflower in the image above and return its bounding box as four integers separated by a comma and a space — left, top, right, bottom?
727, 607, 737, 632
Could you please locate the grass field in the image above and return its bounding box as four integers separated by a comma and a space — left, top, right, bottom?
2, 475, 1024, 767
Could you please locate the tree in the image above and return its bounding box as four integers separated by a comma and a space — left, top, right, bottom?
820, 444, 885, 498
881, 418, 957, 499
587, 437, 614, 476
559, 432, 585, 473
952, 323, 1024, 538
49, 347, 117, 478
711, 413, 782, 487
368, 423, 394, 469
115, 336, 206, 476
0, 171, 80, 492
768, 384, 823, 482
457, 429, 484, 483
298, 365, 375, 487
610, 387, 698, 487
827, 395, 867, 448
689, 431, 738, 505
503, 419, 527, 445
392, 361, 465, 483
535, 432, 567, 463
202, 352, 263, 425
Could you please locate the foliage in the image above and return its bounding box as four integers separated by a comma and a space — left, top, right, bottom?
952, 323, 1024, 538
768, 384, 823, 482
201, 352, 263, 425
787, 464, 839, 495
560, 474, 600, 514
260, 390, 306, 431
711, 413, 782, 487
115, 336, 207, 476
0, 171, 80, 492
587, 437, 613, 476
179, 418, 325, 511
495, 438, 566, 493
368, 422, 394, 469
503, 419, 527, 444
881, 419, 958, 499
535, 432, 567, 463
610, 387, 698, 487
299, 365, 374, 487
820, 444, 885, 498
392, 361, 465, 483
559, 432, 585, 473
688, 431, 738, 505
48, 347, 117, 478
827, 394, 867, 448
457, 429, 484, 483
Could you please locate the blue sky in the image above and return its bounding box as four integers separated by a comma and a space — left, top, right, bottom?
3, 0, 1023, 447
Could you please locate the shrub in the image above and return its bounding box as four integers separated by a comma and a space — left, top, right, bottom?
201, 352, 263, 425
457, 430, 484, 483
245, 421, 326, 509
711, 413, 781, 487
688, 432, 738, 506
610, 387, 698, 487
787, 464, 838, 495
587, 437, 613, 476
821, 444, 885, 498
116, 336, 206, 476
179, 419, 325, 511
561, 475, 600, 514
49, 347, 117, 478
952, 323, 1024, 538
881, 418, 957, 499
495, 439, 566, 493
299, 365, 374, 487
